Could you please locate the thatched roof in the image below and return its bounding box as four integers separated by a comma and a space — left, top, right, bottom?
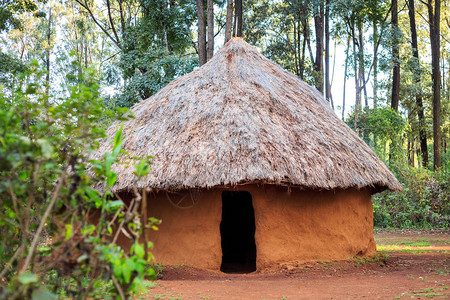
95, 37, 402, 193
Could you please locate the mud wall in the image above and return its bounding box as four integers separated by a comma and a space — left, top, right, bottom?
134, 185, 376, 270
248, 185, 376, 269
143, 190, 223, 269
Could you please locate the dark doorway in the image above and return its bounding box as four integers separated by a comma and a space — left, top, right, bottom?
220, 191, 256, 273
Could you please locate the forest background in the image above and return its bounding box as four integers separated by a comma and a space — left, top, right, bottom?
0, 0, 449, 298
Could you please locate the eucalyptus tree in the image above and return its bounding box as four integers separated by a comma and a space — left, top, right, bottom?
390, 0, 400, 111
426, 0, 442, 169
407, 0, 429, 167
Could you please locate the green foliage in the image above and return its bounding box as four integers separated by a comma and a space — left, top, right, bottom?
105, 0, 197, 107
344, 106, 449, 229
0, 0, 40, 32
346, 106, 406, 144
0, 53, 29, 86
116, 49, 197, 107
346, 106, 407, 162
0, 63, 158, 299
373, 164, 450, 228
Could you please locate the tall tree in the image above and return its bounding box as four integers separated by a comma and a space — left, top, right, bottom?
391, 0, 400, 111
407, 0, 429, 167
225, 0, 233, 43
324, 0, 331, 104
358, 20, 368, 107
207, 0, 214, 60
372, 13, 378, 107
197, 0, 207, 65
314, 2, 324, 93
234, 0, 243, 37
427, 0, 442, 168
342, 36, 350, 120
45, 8, 52, 95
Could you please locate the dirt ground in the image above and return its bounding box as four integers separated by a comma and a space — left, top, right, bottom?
142, 229, 450, 300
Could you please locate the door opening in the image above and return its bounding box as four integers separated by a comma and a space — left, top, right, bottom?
220, 191, 256, 273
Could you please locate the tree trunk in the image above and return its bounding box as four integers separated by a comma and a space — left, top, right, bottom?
300, 18, 308, 79
373, 20, 378, 107
352, 26, 361, 130
294, 21, 299, 75
325, 0, 331, 105
234, 0, 243, 37
314, 3, 324, 93
342, 36, 350, 120
408, 0, 429, 168
207, 0, 214, 61
358, 21, 368, 107
196, 0, 207, 66
391, 0, 400, 111
224, 0, 233, 43
428, 0, 442, 169
408, 111, 415, 166
45, 8, 52, 95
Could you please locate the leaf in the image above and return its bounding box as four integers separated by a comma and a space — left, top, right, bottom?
76, 254, 88, 263
37, 139, 53, 159
113, 263, 123, 280
32, 288, 57, 300
147, 241, 154, 249
147, 268, 156, 280
105, 200, 123, 209
18, 272, 38, 285
65, 224, 72, 241
132, 243, 145, 259
112, 124, 124, 157
134, 159, 150, 177
123, 261, 132, 284
113, 124, 123, 150
19, 170, 30, 180
107, 172, 117, 187
105, 155, 115, 174
84, 187, 101, 205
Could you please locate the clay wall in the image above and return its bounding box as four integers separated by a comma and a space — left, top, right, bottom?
248, 186, 376, 269
135, 185, 376, 270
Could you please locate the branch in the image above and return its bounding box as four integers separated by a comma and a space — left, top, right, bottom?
7, 182, 24, 232
106, 0, 121, 46
20, 167, 67, 274
112, 198, 136, 245
418, 0, 428, 6
360, 2, 394, 86
415, 2, 450, 44
0, 245, 25, 281
75, 0, 121, 49
118, 0, 126, 38
111, 273, 126, 299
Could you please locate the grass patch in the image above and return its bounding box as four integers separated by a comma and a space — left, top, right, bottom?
434, 261, 449, 276
353, 253, 389, 266
406, 287, 444, 298
407, 241, 432, 247
376, 244, 448, 253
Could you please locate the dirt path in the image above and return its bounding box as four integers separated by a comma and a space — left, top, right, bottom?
142, 230, 449, 300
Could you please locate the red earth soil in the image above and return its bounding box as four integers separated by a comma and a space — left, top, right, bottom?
143, 230, 449, 300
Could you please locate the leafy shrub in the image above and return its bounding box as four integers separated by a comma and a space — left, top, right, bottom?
0, 62, 158, 299
373, 163, 449, 228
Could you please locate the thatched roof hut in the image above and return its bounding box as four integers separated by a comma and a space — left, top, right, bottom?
98, 37, 401, 193
96, 38, 402, 273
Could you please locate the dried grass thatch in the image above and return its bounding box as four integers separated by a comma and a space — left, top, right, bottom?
95, 38, 402, 193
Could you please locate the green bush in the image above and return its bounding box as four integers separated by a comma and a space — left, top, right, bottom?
0, 62, 158, 299
373, 163, 450, 228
